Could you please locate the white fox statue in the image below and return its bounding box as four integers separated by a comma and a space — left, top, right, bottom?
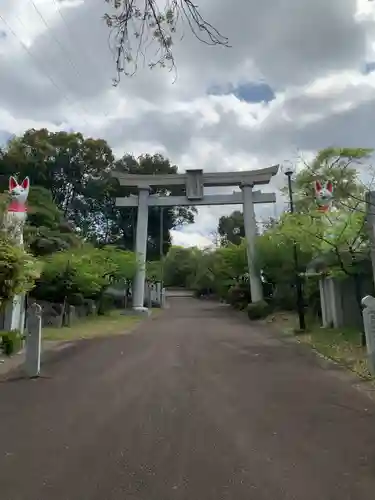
5, 176, 30, 246
314, 180, 333, 213
1, 176, 30, 332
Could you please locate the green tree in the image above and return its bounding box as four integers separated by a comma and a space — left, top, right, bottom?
32, 246, 137, 305
103, 1, 229, 85
291, 147, 373, 212
0, 128, 114, 237
24, 186, 81, 256
147, 261, 163, 283
188, 242, 249, 299
163, 246, 201, 287
279, 207, 370, 326
112, 154, 196, 258
0, 131, 195, 252
280, 209, 368, 277
0, 235, 40, 308
218, 211, 245, 245
255, 216, 314, 309
0, 198, 40, 307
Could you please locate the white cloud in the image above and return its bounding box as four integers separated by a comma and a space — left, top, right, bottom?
0, 0, 375, 247
170, 229, 213, 249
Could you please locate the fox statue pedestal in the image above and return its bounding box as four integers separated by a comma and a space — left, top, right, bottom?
4, 295, 25, 333
2, 176, 30, 335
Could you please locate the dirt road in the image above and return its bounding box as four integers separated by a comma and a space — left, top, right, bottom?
1, 298, 375, 499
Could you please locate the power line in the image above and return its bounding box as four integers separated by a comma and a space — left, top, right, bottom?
27, 0, 92, 116
51, 0, 110, 86
0, 11, 84, 120
28, 0, 87, 84
50, 0, 114, 119
0, 9, 90, 126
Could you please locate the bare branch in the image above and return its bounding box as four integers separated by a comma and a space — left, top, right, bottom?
103, 0, 230, 85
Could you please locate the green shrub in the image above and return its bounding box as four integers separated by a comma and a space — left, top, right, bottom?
247, 300, 271, 320
1, 330, 23, 356
68, 293, 85, 306
227, 281, 251, 310
273, 284, 296, 310
97, 293, 115, 315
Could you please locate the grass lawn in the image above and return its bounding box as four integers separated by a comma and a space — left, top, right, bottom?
42, 310, 142, 342
263, 311, 372, 380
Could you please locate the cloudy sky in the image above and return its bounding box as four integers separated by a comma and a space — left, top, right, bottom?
0, 0, 375, 247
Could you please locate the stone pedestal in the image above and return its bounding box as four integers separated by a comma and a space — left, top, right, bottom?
4, 294, 25, 334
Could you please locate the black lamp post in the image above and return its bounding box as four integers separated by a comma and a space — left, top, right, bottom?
284, 166, 306, 331
159, 206, 164, 289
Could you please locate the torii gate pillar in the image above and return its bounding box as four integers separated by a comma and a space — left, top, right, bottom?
132, 187, 150, 312
242, 183, 263, 302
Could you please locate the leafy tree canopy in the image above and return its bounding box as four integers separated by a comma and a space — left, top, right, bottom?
32, 246, 137, 304
218, 211, 245, 246
0, 233, 40, 307
0, 130, 195, 255
290, 147, 373, 213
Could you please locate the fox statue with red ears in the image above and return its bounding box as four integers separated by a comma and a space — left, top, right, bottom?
5, 176, 30, 246
1, 176, 30, 333
314, 180, 333, 213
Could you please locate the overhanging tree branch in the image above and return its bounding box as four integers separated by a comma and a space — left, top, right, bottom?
103, 0, 230, 85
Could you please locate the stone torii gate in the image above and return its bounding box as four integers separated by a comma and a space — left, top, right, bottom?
113, 165, 279, 312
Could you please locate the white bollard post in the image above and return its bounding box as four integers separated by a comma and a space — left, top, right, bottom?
161, 288, 166, 308
24, 303, 42, 378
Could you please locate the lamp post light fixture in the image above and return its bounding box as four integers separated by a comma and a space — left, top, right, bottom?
284, 165, 306, 331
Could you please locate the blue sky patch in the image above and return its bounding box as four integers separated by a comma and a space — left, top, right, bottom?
208, 81, 275, 104
364, 61, 375, 74
0, 131, 13, 147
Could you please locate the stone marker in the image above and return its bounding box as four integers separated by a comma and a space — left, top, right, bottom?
361, 295, 375, 375
24, 303, 42, 377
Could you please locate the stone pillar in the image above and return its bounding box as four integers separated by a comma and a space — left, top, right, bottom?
361, 295, 375, 375
366, 191, 375, 284
156, 282, 162, 307
241, 183, 263, 302
4, 294, 24, 333
326, 277, 343, 328
132, 187, 150, 312
319, 279, 329, 327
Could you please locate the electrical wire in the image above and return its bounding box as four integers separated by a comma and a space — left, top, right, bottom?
0, 10, 90, 126
51, 0, 109, 84
27, 0, 92, 117
50, 0, 114, 119
0, 8, 93, 126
